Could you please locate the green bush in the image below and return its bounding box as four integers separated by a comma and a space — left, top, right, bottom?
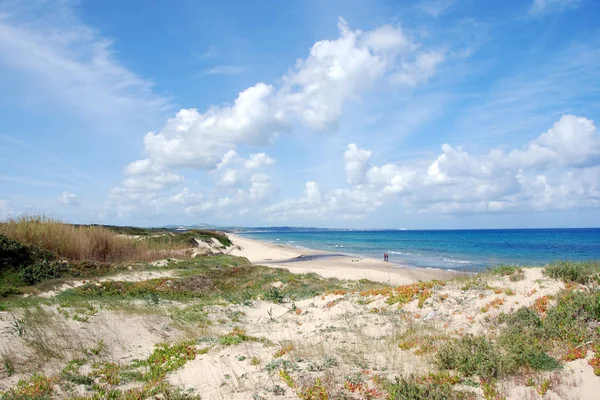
18, 260, 65, 285
0, 286, 22, 298
384, 376, 470, 400
0, 234, 30, 272
543, 290, 600, 343
437, 335, 507, 379
544, 261, 600, 284
487, 265, 522, 276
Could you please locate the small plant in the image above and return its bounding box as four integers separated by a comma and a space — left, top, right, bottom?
144, 292, 160, 306
323, 356, 338, 368
481, 379, 503, 400
274, 343, 294, 358
298, 378, 329, 400
532, 295, 553, 315
537, 378, 551, 395
250, 356, 261, 366
73, 314, 89, 322
218, 327, 271, 346
563, 346, 587, 361
3, 356, 15, 377
88, 339, 106, 356
279, 369, 295, 388
9, 317, 25, 337
417, 289, 431, 308
481, 298, 505, 313
264, 287, 285, 303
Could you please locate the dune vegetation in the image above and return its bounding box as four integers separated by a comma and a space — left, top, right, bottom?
0, 217, 599, 399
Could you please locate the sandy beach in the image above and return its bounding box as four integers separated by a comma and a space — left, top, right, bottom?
228, 233, 458, 285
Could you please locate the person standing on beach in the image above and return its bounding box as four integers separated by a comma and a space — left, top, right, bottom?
384, 253, 388, 262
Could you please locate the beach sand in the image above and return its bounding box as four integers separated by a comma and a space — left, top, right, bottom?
228, 233, 458, 285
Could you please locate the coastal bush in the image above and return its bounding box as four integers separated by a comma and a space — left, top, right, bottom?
17, 260, 65, 285
543, 289, 600, 343
383, 376, 471, 400
437, 335, 508, 379
544, 261, 600, 284
487, 265, 525, 281
0, 234, 31, 271
487, 265, 522, 276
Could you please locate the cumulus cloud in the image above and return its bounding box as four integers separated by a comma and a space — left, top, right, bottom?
110, 18, 444, 218
344, 144, 372, 185
58, 191, 79, 206
216, 150, 276, 188
124, 18, 442, 174
393, 50, 445, 86
264, 181, 381, 221
266, 114, 600, 220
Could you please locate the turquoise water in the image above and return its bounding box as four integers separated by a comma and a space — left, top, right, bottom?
238, 229, 600, 272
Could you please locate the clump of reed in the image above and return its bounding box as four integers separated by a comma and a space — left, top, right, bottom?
0, 215, 185, 262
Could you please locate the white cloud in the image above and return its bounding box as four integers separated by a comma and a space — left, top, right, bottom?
393, 50, 445, 86
268, 114, 600, 219
170, 188, 204, 206
531, 0, 582, 14
143, 84, 286, 169
264, 181, 381, 221
58, 191, 79, 206
215, 150, 276, 188
124, 18, 443, 175
111, 18, 445, 218
344, 143, 372, 185
124, 159, 163, 176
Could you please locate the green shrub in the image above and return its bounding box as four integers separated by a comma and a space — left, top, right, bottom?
0, 286, 22, 298
18, 260, 65, 285
384, 376, 470, 400
437, 335, 507, 379
498, 328, 561, 372
499, 307, 542, 330
544, 261, 600, 284
487, 265, 522, 276
0, 234, 30, 272
543, 290, 600, 343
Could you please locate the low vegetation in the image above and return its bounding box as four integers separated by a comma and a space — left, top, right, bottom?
1, 216, 599, 399
544, 260, 600, 284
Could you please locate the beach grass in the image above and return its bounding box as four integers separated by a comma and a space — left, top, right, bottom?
0, 215, 188, 263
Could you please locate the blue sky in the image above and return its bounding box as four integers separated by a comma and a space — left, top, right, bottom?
1, 0, 599, 229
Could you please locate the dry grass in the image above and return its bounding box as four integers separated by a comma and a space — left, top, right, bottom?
0, 215, 188, 262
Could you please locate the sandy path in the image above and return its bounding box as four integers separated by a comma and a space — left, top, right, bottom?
228, 233, 458, 285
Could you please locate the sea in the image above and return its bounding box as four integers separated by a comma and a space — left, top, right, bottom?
238, 228, 600, 272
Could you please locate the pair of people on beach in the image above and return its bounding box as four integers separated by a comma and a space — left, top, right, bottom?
383, 253, 389, 262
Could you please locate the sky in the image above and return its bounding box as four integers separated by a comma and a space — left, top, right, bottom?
1, 0, 599, 229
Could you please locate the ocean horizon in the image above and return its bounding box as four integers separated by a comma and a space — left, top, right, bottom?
238, 228, 600, 272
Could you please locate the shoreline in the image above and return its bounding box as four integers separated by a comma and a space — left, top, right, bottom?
228, 233, 459, 285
